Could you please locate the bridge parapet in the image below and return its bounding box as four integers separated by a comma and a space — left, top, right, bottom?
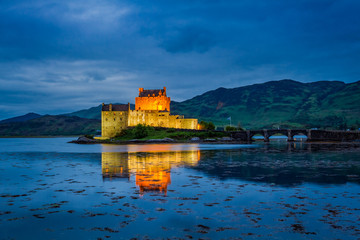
230, 129, 360, 142
309, 130, 360, 142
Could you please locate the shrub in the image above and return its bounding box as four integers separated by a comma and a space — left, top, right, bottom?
225, 126, 237, 131
166, 128, 176, 133
199, 121, 215, 130
115, 129, 130, 138
134, 124, 150, 139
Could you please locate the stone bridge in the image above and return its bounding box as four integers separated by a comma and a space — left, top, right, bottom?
231, 129, 360, 142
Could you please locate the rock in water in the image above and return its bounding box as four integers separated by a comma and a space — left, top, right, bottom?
190, 137, 200, 142
204, 138, 216, 142
163, 138, 175, 142
146, 138, 175, 143
70, 136, 97, 144
220, 137, 232, 141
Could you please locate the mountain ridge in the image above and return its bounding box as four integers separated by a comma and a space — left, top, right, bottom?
0, 112, 42, 124
1, 80, 359, 135
0, 115, 100, 136
63, 103, 135, 119
170, 80, 360, 129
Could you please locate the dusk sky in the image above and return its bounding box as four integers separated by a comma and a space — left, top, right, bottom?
1, 0, 360, 119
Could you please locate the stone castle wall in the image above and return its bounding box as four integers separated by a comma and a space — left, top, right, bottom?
100, 109, 198, 138
101, 110, 129, 138
128, 110, 197, 130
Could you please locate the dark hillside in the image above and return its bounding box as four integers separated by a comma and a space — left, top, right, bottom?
171, 80, 360, 129
65, 103, 135, 120
0, 115, 100, 136
0, 112, 42, 124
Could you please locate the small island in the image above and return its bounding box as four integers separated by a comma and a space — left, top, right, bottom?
71, 124, 235, 144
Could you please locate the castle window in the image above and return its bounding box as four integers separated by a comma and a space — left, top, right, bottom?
114, 118, 116, 121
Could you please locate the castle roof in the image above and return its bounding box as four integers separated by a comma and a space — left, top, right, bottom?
139, 88, 166, 97
102, 104, 129, 111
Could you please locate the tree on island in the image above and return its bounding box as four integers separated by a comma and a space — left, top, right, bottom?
225, 124, 244, 131
199, 121, 215, 130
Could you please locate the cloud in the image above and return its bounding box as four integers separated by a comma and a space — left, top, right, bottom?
0, 0, 360, 119
160, 26, 216, 53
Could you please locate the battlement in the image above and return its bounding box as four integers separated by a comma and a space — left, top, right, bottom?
102, 103, 130, 111
139, 87, 166, 97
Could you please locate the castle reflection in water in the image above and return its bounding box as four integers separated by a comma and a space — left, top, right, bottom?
101, 146, 200, 195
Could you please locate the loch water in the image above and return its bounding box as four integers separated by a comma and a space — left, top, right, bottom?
0, 137, 360, 239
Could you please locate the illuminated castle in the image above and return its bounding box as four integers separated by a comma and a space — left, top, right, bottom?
99, 87, 198, 139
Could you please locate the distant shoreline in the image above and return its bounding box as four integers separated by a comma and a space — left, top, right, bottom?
68, 137, 243, 145
68, 136, 360, 147
0, 135, 80, 138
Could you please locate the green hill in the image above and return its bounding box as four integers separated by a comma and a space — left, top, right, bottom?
0, 115, 100, 136
65, 103, 135, 120
0, 112, 42, 123
171, 80, 360, 130
64, 104, 103, 119
4, 80, 357, 136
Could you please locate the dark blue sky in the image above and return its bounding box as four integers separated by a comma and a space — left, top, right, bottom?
1, 0, 360, 119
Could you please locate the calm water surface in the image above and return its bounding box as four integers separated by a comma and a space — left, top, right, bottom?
0, 138, 360, 239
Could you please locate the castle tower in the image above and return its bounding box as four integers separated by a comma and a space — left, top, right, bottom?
135, 87, 170, 111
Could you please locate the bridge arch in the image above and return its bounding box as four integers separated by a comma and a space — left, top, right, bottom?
248, 130, 265, 141
251, 133, 265, 140
290, 130, 309, 141
247, 129, 309, 142
267, 129, 288, 141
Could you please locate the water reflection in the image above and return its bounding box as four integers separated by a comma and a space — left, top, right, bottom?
102, 152, 130, 179
195, 144, 360, 186
102, 150, 200, 194
1, 138, 360, 239
102, 142, 360, 190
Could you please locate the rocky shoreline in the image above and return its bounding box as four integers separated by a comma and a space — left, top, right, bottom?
68, 136, 360, 150
68, 136, 239, 145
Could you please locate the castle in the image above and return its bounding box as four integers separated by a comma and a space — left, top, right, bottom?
99, 87, 198, 139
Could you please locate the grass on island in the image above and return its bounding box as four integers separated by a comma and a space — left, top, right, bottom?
112, 124, 231, 141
